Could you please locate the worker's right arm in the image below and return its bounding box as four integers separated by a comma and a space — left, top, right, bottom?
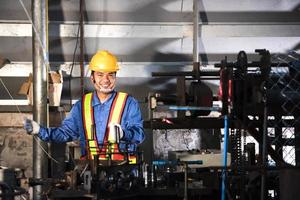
36, 101, 81, 143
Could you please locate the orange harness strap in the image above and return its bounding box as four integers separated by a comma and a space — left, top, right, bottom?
100, 92, 127, 160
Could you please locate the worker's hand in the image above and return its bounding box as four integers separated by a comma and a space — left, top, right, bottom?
108, 122, 124, 143
23, 118, 40, 135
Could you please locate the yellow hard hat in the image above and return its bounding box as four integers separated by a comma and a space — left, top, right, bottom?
89, 50, 119, 72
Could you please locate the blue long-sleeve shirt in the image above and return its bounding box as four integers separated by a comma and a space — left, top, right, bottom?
38, 91, 144, 156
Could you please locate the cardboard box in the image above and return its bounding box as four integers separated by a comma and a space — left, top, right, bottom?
48, 71, 63, 106
18, 71, 63, 106
18, 73, 33, 105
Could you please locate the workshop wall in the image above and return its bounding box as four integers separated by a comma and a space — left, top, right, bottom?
0, 128, 32, 178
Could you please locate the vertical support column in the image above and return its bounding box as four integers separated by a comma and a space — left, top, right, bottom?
32, 0, 48, 199
193, 0, 199, 63
275, 115, 283, 164
176, 76, 186, 118
295, 122, 300, 167
183, 162, 188, 200
193, 0, 200, 81
261, 99, 268, 200
273, 115, 282, 200
80, 0, 85, 96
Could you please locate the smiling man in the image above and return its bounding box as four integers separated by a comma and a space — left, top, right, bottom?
24, 50, 145, 163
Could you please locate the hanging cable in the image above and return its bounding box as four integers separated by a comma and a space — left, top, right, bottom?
0, 78, 61, 165
69, 24, 81, 105
18, 0, 49, 68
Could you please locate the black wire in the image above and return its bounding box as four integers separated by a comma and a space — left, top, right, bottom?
69, 22, 81, 106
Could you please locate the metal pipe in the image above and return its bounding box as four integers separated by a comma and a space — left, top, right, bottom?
80, 0, 85, 96
192, 0, 200, 79
214, 62, 289, 68
193, 0, 199, 63
152, 71, 219, 77
169, 106, 221, 112
261, 85, 268, 200
32, 0, 48, 199
183, 162, 188, 200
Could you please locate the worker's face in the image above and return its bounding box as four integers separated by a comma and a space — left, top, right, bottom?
91, 71, 116, 94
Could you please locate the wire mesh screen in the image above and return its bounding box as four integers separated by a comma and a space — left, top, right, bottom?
267, 51, 300, 166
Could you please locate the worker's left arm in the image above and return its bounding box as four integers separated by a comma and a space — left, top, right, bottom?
121, 96, 145, 144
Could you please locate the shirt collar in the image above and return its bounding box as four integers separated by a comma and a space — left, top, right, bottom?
92, 90, 116, 107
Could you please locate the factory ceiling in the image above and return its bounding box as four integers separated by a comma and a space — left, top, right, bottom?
0, 0, 299, 104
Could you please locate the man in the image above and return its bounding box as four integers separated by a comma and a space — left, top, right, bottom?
24, 50, 144, 162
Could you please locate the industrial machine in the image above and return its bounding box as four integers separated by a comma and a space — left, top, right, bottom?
145, 49, 300, 200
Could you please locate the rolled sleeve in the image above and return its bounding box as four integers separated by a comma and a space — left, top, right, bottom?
38, 101, 81, 143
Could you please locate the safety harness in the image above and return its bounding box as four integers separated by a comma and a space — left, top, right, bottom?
82, 92, 136, 164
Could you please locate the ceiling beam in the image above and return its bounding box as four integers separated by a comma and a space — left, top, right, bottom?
1, 23, 300, 38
